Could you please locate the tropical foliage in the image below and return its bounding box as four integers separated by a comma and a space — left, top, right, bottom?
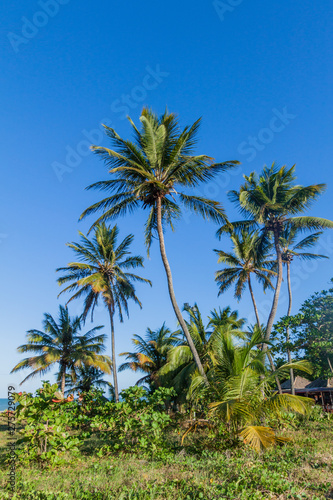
279, 226, 328, 392
218, 164, 333, 348
56, 223, 151, 401
119, 324, 176, 391
65, 365, 114, 396
273, 280, 333, 379
11, 306, 111, 395
14, 382, 82, 465
215, 229, 276, 326
8, 110, 333, 498
189, 327, 313, 451
79, 108, 239, 379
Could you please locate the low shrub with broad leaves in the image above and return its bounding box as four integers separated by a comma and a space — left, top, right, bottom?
13, 382, 82, 465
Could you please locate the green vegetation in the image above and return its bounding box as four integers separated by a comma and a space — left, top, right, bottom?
57, 223, 151, 402
3, 109, 333, 499
1, 407, 332, 499
80, 109, 238, 379
119, 324, 177, 390
10, 306, 112, 395
273, 282, 333, 379
218, 164, 333, 349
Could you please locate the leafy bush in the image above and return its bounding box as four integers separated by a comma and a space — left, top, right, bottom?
14, 382, 82, 465
90, 386, 176, 455
63, 387, 108, 432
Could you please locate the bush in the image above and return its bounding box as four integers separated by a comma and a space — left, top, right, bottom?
90, 386, 176, 455
14, 382, 82, 465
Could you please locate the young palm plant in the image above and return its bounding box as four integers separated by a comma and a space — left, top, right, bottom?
56, 223, 151, 402
11, 305, 111, 395
80, 108, 239, 380
218, 164, 333, 349
118, 324, 176, 391
280, 225, 328, 394
162, 304, 244, 397
190, 328, 313, 452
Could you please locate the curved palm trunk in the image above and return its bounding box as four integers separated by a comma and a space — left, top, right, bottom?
264, 227, 284, 347
108, 305, 119, 402
286, 262, 295, 395
248, 276, 282, 394
156, 197, 208, 382
248, 276, 261, 327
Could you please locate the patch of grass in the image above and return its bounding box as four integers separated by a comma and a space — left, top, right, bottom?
0, 416, 332, 499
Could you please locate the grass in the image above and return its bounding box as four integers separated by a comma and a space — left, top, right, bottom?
0, 415, 332, 499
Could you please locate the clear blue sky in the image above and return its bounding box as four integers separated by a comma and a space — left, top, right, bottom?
1, 0, 332, 397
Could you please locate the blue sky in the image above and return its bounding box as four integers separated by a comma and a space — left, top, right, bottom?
1, 0, 332, 397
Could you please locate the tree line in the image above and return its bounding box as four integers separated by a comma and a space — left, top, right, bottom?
12, 108, 333, 411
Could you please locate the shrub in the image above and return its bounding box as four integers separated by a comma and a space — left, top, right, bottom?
90, 386, 176, 455
14, 382, 82, 465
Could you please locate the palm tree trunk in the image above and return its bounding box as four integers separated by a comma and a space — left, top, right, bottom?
264, 226, 284, 347
60, 364, 66, 396
286, 262, 295, 395
327, 356, 333, 374
248, 276, 282, 394
108, 305, 119, 402
155, 197, 208, 382
248, 276, 261, 326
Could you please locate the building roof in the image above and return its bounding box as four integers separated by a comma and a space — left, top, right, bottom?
280, 376, 310, 390
305, 378, 333, 389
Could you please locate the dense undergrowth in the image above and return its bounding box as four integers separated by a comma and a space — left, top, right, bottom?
0, 384, 332, 500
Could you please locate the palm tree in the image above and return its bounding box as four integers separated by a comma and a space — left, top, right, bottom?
118, 324, 176, 390
215, 230, 276, 327
162, 304, 244, 396
56, 223, 151, 402
280, 226, 328, 394
79, 108, 239, 380
189, 328, 313, 451
214, 229, 282, 391
11, 305, 111, 395
208, 306, 245, 331
219, 164, 333, 349
65, 365, 114, 396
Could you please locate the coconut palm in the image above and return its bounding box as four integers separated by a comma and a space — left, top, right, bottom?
214, 229, 282, 391
79, 108, 239, 380
162, 304, 244, 396
11, 305, 111, 395
208, 306, 245, 331
56, 223, 151, 402
65, 365, 114, 396
189, 328, 313, 451
218, 164, 333, 348
215, 230, 276, 326
280, 226, 328, 394
118, 324, 176, 390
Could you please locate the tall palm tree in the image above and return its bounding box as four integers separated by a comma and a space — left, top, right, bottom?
215, 230, 276, 326
214, 230, 282, 391
11, 305, 111, 395
56, 223, 151, 402
118, 324, 176, 390
219, 164, 333, 349
79, 108, 239, 380
280, 226, 328, 394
